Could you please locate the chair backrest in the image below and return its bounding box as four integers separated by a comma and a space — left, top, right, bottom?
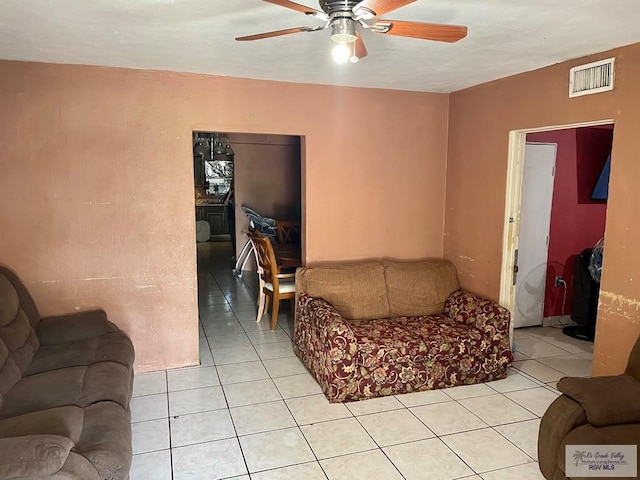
247, 231, 280, 286
276, 220, 301, 245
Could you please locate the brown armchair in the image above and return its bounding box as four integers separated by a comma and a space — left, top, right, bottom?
538, 333, 640, 480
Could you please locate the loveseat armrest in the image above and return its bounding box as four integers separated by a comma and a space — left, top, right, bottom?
538, 394, 588, 480
294, 293, 358, 402
37, 310, 120, 346
0, 434, 74, 478
444, 290, 511, 336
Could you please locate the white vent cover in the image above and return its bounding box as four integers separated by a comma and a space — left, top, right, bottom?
569, 57, 615, 98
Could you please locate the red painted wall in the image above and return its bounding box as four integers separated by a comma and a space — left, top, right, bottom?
527, 127, 611, 318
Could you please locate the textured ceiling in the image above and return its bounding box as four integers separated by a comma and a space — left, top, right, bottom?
1, 0, 640, 93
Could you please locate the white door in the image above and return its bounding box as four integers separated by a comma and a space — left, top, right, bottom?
514, 143, 557, 328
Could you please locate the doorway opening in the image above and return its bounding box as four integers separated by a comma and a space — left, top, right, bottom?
193, 130, 303, 348
500, 120, 614, 379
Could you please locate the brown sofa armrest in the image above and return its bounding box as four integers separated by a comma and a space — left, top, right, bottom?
0, 435, 74, 478
37, 310, 120, 345
538, 395, 588, 480
444, 290, 512, 335
557, 374, 640, 426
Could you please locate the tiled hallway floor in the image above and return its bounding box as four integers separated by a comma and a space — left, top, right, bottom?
130, 242, 594, 480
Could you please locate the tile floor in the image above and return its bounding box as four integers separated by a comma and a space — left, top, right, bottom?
130, 242, 594, 480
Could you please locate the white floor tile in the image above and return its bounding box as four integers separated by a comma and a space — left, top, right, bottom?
172, 438, 248, 480
230, 400, 296, 436
130, 393, 168, 423
536, 355, 592, 377
513, 329, 534, 340
199, 349, 215, 366
384, 438, 475, 480
231, 302, 259, 314
410, 401, 487, 436
169, 385, 227, 416
132, 418, 170, 454
511, 360, 565, 383
320, 449, 404, 480
170, 409, 236, 447
486, 370, 540, 393
250, 462, 327, 480
441, 428, 533, 473
515, 338, 570, 359
208, 333, 253, 350
223, 379, 282, 408
202, 320, 245, 337
248, 329, 293, 345
459, 394, 537, 426
394, 389, 451, 408
217, 361, 270, 384
302, 417, 377, 459
444, 383, 496, 400
494, 418, 541, 460
346, 395, 405, 416
480, 462, 545, 480
535, 332, 593, 355
357, 409, 434, 447
133, 371, 167, 397
576, 351, 594, 360
273, 373, 323, 398
130, 449, 172, 480
239, 427, 315, 473
262, 357, 309, 378
167, 366, 220, 391
254, 341, 295, 360
285, 394, 352, 425
505, 387, 560, 417
212, 346, 260, 365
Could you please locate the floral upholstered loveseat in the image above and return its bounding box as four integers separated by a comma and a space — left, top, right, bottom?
293, 259, 513, 402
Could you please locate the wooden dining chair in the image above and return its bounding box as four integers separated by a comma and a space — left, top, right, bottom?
246, 230, 296, 330
275, 220, 301, 245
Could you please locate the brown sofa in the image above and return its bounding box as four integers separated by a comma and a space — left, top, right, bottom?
0, 266, 134, 480
538, 333, 640, 480
294, 259, 513, 402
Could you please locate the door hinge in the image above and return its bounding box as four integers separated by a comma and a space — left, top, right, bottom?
512, 249, 519, 286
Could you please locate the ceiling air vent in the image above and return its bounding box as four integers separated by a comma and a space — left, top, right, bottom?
569, 57, 615, 98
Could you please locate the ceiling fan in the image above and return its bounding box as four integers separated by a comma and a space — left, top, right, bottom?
236, 0, 468, 64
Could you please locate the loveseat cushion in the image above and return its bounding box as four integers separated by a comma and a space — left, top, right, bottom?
25, 331, 134, 377
296, 263, 390, 320
351, 315, 489, 369
383, 259, 460, 317
0, 362, 132, 420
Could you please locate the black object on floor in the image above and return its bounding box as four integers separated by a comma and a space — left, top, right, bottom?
564, 248, 598, 342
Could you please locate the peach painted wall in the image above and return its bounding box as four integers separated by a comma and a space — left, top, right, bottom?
230, 133, 301, 263
0, 60, 449, 371
446, 42, 640, 376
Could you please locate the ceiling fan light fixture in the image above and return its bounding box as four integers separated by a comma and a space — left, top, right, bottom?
330, 17, 357, 43
331, 42, 351, 64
